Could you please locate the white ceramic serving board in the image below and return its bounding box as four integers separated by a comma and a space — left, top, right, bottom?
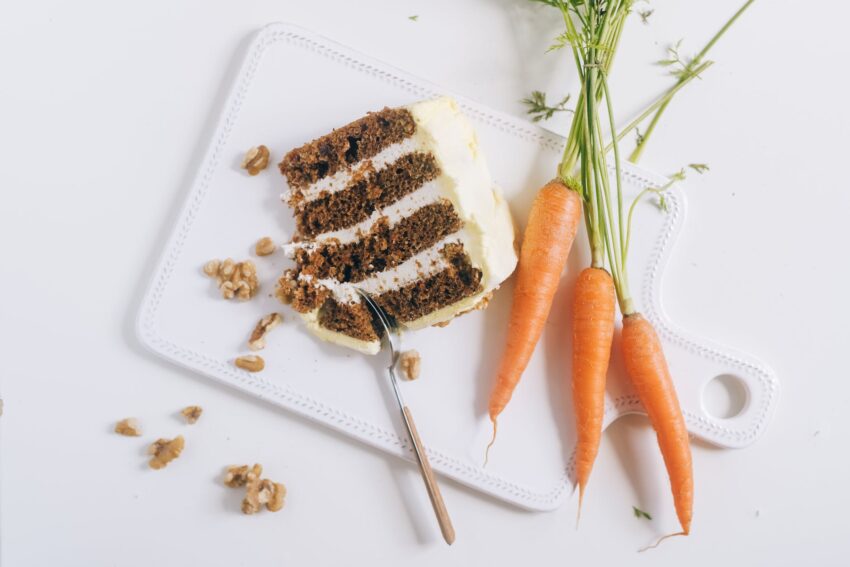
137, 23, 779, 511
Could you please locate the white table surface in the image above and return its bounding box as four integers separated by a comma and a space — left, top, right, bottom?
1, 0, 847, 564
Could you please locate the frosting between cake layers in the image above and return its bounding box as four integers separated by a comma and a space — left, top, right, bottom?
283, 96, 518, 354
299, 234, 461, 305
283, 180, 443, 249
281, 137, 421, 205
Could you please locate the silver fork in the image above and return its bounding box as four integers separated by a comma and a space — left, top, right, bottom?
356, 289, 456, 545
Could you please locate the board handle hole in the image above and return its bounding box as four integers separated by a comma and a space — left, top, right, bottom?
702, 374, 749, 419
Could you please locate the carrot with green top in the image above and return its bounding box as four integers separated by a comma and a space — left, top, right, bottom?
524, 0, 630, 507
486, 0, 632, 462
527, 1, 754, 535
592, 63, 695, 542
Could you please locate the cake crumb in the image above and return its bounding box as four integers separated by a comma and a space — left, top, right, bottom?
181, 405, 203, 424
249, 313, 283, 351
224, 463, 286, 514
255, 236, 276, 257
241, 145, 270, 175
114, 418, 142, 437
204, 258, 259, 300
432, 320, 451, 328
148, 435, 184, 470
475, 291, 494, 311
235, 355, 265, 372
399, 350, 421, 380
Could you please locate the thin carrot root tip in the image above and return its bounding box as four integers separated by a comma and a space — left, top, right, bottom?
483, 419, 498, 468
638, 531, 688, 553
575, 485, 585, 530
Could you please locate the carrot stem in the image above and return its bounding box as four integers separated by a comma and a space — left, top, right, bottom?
628, 0, 756, 163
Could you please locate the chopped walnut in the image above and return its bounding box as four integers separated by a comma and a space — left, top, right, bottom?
241, 145, 270, 176
235, 355, 265, 372
399, 350, 421, 381
224, 463, 286, 514
241, 480, 263, 514
181, 405, 203, 424
261, 479, 287, 512
248, 313, 283, 351
203, 258, 259, 300
114, 418, 142, 437
203, 259, 220, 277
255, 236, 276, 257
148, 435, 185, 470
224, 463, 262, 488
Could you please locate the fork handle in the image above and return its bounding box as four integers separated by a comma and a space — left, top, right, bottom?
401, 406, 456, 545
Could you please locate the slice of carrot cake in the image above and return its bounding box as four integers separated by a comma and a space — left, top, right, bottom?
276, 96, 517, 354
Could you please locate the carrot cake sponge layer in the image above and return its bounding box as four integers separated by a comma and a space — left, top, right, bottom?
276, 96, 517, 354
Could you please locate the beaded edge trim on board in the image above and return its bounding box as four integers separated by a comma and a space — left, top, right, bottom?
136, 23, 779, 510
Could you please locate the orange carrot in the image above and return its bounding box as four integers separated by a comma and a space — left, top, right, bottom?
571, 267, 616, 508
621, 313, 692, 536
487, 180, 582, 449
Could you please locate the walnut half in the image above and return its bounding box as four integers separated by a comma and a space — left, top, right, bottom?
148, 435, 185, 470
235, 355, 265, 372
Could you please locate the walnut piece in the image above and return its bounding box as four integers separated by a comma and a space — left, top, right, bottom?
148, 435, 185, 470
248, 313, 283, 351
255, 236, 276, 257
203, 259, 220, 277
224, 463, 286, 514
241, 145, 270, 176
224, 463, 262, 488
203, 258, 259, 300
181, 405, 203, 424
114, 418, 142, 437
235, 355, 265, 372
257, 479, 287, 512
242, 482, 262, 514
399, 350, 421, 381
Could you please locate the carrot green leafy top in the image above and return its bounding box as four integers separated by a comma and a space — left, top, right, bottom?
525, 0, 754, 313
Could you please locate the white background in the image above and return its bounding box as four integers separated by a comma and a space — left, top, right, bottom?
1, 0, 847, 565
